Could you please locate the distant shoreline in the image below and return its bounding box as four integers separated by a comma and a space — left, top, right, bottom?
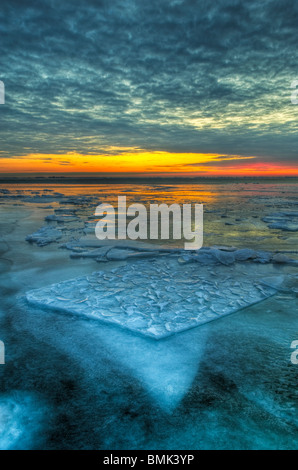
1, 175, 298, 184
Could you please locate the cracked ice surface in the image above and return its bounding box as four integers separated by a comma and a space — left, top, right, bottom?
26, 257, 279, 339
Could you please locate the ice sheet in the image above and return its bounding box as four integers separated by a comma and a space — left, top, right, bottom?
26, 257, 279, 339
0, 392, 49, 450
263, 212, 298, 231
25, 225, 63, 246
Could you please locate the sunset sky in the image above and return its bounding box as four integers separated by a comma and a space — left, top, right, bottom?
0, 0, 298, 176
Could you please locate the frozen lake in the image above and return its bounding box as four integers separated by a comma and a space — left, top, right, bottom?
0, 180, 297, 449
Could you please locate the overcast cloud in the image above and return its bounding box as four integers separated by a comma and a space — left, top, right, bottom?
0, 0, 297, 166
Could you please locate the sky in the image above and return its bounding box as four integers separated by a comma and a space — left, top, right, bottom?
0, 0, 298, 176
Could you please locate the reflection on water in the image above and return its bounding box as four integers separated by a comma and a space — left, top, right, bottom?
2, 180, 298, 252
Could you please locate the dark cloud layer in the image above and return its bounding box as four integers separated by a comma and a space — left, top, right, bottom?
0, 0, 297, 166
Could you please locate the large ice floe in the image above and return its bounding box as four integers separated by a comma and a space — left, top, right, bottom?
25, 225, 64, 246
25, 253, 283, 339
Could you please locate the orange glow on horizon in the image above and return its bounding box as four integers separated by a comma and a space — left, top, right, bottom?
0, 151, 297, 177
